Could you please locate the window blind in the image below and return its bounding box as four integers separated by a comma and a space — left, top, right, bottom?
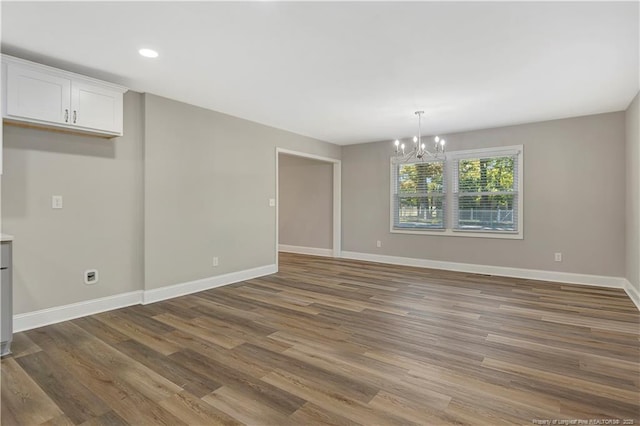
392, 160, 446, 230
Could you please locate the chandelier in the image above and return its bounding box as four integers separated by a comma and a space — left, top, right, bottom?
393, 111, 446, 161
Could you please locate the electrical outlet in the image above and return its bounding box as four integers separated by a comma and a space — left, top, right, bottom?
84, 269, 99, 285
376, 240, 382, 248
213, 256, 219, 267
554, 252, 562, 262
52, 195, 63, 209
269, 198, 276, 207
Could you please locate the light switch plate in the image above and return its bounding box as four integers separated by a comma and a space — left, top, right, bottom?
269, 198, 276, 207
52, 195, 63, 209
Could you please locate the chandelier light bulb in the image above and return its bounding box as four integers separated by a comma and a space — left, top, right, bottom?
394, 139, 400, 146
434, 136, 440, 143
413, 136, 418, 143
421, 143, 425, 150
401, 143, 405, 150
441, 139, 446, 146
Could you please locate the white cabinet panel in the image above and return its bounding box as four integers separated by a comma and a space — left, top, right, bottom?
6, 63, 71, 125
71, 81, 123, 134
1, 61, 5, 175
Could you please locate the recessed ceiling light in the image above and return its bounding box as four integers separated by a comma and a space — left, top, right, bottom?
139, 48, 159, 58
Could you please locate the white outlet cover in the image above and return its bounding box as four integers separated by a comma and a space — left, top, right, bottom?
84, 269, 99, 285
269, 198, 276, 207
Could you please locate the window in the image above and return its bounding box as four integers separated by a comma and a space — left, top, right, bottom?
453, 154, 518, 232
391, 160, 445, 229
391, 145, 523, 239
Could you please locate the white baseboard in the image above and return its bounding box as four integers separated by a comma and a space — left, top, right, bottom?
279, 244, 333, 257
142, 264, 277, 304
622, 279, 640, 311
12, 256, 637, 332
13, 291, 143, 333
13, 264, 278, 332
341, 251, 627, 289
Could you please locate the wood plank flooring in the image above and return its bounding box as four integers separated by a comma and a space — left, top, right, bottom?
2, 253, 639, 425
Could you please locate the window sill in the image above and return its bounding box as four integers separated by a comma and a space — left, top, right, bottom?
390, 228, 523, 239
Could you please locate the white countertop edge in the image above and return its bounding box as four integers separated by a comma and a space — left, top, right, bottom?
1, 234, 14, 242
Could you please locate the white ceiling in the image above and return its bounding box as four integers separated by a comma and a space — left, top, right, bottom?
2, 1, 638, 145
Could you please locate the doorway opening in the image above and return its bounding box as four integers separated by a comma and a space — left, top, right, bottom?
275, 148, 341, 267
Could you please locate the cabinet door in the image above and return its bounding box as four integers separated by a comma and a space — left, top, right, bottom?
1, 242, 12, 345
71, 81, 123, 135
6, 63, 71, 124
1, 268, 13, 344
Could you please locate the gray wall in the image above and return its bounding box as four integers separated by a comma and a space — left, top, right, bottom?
342, 112, 626, 277
1, 91, 341, 313
626, 92, 639, 293
143, 94, 340, 290
278, 154, 333, 250
2, 92, 145, 314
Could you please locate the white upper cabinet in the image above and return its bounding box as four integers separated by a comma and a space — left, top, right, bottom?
2, 55, 127, 137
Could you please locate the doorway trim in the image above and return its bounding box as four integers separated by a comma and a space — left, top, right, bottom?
275, 148, 341, 267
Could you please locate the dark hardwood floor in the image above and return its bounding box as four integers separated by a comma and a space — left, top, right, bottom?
2, 253, 639, 425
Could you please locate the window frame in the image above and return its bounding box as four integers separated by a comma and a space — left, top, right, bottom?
390, 145, 523, 239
